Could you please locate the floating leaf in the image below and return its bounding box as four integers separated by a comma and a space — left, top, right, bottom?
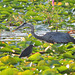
72, 67, 75, 71
37, 66, 50, 71
42, 69, 60, 75
0, 66, 8, 71
69, 63, 75, 72
0, 68, 18, 75
17, 0, 28, 2
13, 48, 21, 52
0, 47, 13, 52
25, 11, 38, 16
49, 60, 61, 66
0, 62, 5, 66
28, 53, 41, 61
18, 70, 33, 75
38, 60, 48, 66
57, 66, 68, 73
3, 0, 12, 2
0, 56, 17, 64
63, 52, 75, 59
33, 40, 43, 46
33, 16, 45, 21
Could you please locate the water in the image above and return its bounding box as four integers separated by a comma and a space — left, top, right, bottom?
0, 24, 75, 42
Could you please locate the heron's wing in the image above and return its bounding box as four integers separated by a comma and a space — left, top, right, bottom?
48, 32, 74, 43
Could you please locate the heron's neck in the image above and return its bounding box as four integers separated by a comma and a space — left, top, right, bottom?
29, 25, 44, 40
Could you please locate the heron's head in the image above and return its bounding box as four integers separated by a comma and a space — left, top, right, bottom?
12, 23, 32, 32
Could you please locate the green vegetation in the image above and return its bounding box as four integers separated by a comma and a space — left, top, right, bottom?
0, 0, 75, 75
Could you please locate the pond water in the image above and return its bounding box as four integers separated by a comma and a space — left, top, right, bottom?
0, 24, 75, 42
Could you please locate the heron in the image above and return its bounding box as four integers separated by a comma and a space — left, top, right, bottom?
13, 23, 75, 44
19, 45, 33, 58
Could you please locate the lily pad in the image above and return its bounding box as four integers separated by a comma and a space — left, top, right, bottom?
42, 69, 60, 75
57, 66, 68, 73
0, 42, 6, 46
18, 70, 33, 75
17, 0, 28, 2
13, 48, 21, 52
0, 56, 17, 64
0, 25, 10, 31
33, 16, 45, 21
0, 11, 10, 17
28, 53, 41, 61
37, 66, 50, 71
33, 40, 43, 46
49, 60, 61, 66
0, 68, 18, 75
11, 5, 24, 9
0, 62, 5, 66
3, 0, 12, 2
72, 67, 75, 71
38, 60, 48, 66
63, 52, 75, 59
25, 11, 38, 16
0, 66, 8, 71
0, 47, 13, 52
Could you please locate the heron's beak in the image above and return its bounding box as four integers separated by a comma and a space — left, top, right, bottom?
12, 23, 27, 32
